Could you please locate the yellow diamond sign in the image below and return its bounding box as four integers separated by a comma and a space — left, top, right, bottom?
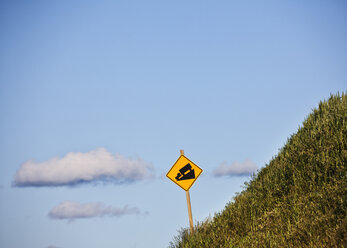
167, 155, 203, 191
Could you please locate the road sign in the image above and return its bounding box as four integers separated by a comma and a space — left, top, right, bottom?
167, 154, 203, 191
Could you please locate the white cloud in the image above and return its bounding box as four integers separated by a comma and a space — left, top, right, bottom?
13, 148, 152, 187
49, 201, 143, 220
213, 159, 257, 177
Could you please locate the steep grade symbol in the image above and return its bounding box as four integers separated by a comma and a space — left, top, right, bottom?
175, 163, 195, 181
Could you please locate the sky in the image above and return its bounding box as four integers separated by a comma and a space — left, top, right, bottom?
0, 1, 346, 248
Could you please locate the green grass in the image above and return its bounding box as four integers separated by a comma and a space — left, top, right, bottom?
169, 93, 346, 248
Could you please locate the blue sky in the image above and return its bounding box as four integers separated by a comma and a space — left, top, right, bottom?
0, 1, 346, 248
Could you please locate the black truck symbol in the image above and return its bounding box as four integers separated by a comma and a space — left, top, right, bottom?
175, 163, 195, 181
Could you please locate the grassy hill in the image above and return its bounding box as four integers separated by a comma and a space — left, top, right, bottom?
169, 93, 346, 248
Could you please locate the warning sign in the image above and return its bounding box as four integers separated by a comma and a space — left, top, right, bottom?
167, 155, 203, 191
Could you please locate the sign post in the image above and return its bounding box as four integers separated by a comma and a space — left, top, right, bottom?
166, 150, 203, 233
180, 150, 194, 233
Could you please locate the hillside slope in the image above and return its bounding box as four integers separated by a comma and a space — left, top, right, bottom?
169, 93, 346, 248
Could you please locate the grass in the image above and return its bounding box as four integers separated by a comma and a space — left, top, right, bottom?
169, 92, 346, 248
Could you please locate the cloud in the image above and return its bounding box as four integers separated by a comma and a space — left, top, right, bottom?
13, 148, 153, 187
47, 246, 61, 248
213, 159, 257, 177
49, 201, 144, 221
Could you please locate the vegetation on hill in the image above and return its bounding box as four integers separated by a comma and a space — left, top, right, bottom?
169, 93, 346, 248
